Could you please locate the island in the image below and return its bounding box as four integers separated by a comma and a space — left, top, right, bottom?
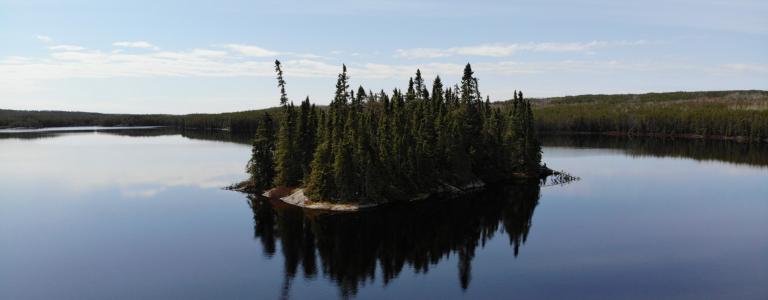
232, 61, 549, 210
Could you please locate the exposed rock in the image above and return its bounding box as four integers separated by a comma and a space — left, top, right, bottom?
264, 188, 378, 212
230, 164, 560, 212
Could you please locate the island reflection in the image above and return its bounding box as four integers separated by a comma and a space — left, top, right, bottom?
247, 184, 541, 298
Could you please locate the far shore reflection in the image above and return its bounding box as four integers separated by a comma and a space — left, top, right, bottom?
3, 127, 763, 167
541, 134, 768, 167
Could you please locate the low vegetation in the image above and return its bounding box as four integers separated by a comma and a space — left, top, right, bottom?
526, 90, 768, 141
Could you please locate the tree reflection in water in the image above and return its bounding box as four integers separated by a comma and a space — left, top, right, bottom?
247, 184, 541, 298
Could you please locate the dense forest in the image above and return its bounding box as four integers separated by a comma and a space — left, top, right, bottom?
528, 90, 768, 142
0, 109, 176, 128
0, 108, 280, 134
246, 61, 542, 204
540, 134, 768, 168
5, 91, 766, 143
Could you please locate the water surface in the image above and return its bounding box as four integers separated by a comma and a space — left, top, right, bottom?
1, 129, 766, 299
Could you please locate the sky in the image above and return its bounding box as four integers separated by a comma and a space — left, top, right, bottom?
1, 0, 766, 114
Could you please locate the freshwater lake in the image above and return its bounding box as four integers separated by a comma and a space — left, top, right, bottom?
1, 128, 766, 299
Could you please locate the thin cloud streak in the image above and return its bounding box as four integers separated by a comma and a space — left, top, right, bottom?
222, 44, 281, 57
1, 40, 764, 101
36, 35, 52, 43
113, 41, 159, 50
49, 45, 86, 51
1, 47, 762, 83
395, 40, 649, 59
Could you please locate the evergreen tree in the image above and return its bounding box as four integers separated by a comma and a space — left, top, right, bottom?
296, 97, 316, 181
333, 113, 357, 201
431, 76, 444, 112
273, 60, 303, 187
247, 113, 276, 189
305, 111, 335, 200
275, 60, 288, 106
414, 69, 428, 101
254, 62, 543, 203
406, 78, 416, 102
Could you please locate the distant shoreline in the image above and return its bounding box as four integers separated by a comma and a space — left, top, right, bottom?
0, 126, 165, 134
541, 131, 768, 143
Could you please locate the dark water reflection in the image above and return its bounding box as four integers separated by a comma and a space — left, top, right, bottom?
248, 185, 540, 298
0, 127, 254, 144
1, 128, 766, 299
541, 134, 768, 167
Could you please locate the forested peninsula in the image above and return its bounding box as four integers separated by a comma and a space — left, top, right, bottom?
529, 90, 768, 142
238, 61, 544, 209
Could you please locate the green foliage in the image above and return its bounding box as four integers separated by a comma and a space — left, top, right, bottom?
0, 107, 284, 134
273, 61, 304, 187
275, 60, 288, 106
0, 110, 178, 129
304, 111, 335, 199
177, 108, 284, 133
247, 113, 276, 189
527, 90, 768, 141
296, 98, 317, 180
541, 134, 768, 167
270, 63, 542, 203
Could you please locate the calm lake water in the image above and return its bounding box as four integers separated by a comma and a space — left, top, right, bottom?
1, 129, 766, 299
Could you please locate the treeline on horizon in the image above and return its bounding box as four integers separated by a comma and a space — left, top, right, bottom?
4, 91, 766, 143
0, 108, 282, 133
541, 134, 768, 167
247, 61, 542, 203
528, 90, 768, 141
0, 109, 174, 128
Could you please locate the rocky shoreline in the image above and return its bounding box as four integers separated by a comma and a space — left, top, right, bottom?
228, 166, 558, 212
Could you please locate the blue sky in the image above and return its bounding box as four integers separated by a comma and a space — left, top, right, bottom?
1, 0, 766, 113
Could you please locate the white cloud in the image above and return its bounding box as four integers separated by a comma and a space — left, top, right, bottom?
1, 41, 763, 96
395, 40, 648, 58
294, 53, 327, 59
49, 45, 86, 51
719, 63, 768, 74
222, 44, 280, 57
113, 41, 159, 50
36, 35, 52, 43
394, 48, 452, 58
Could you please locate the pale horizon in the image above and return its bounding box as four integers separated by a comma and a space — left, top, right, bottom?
1, 0, 766, 114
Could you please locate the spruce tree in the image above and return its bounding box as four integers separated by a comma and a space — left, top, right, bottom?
275, 60, 288, 106
406, 78, 416, 102
247, 113, 276, 189
256, 62, 542, 203
273, 60, 302, 187
333, 113, 356, 201
296, 97, 316, 180
414, 69, 426, 101
305, 111, 335, 200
